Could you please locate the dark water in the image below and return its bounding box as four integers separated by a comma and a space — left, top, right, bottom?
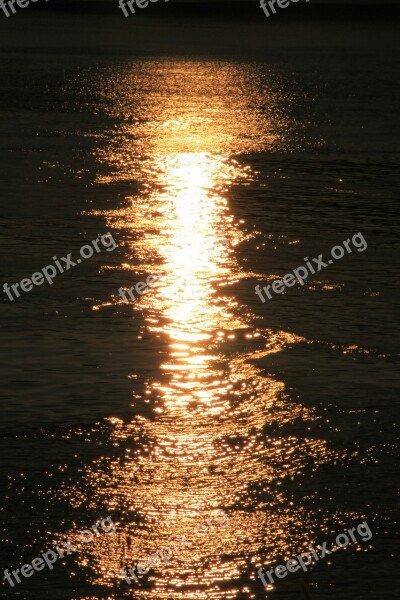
0, 10, 399, 600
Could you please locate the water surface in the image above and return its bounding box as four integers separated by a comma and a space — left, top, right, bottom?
0, 12, 399, 600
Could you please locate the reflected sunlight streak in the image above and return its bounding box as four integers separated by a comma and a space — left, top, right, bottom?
63, 59, 332, 600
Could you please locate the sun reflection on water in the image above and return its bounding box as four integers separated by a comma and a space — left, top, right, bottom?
62, 60, 332, 599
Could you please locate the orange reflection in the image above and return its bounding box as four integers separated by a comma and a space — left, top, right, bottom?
62, 60, 332, 599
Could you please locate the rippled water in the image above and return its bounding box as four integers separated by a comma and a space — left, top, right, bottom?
0, 12, 399, 600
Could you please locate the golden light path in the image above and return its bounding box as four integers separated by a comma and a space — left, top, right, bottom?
62, 60, 335, 599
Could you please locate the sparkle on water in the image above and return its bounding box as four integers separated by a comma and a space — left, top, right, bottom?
53, 60, 369, 599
